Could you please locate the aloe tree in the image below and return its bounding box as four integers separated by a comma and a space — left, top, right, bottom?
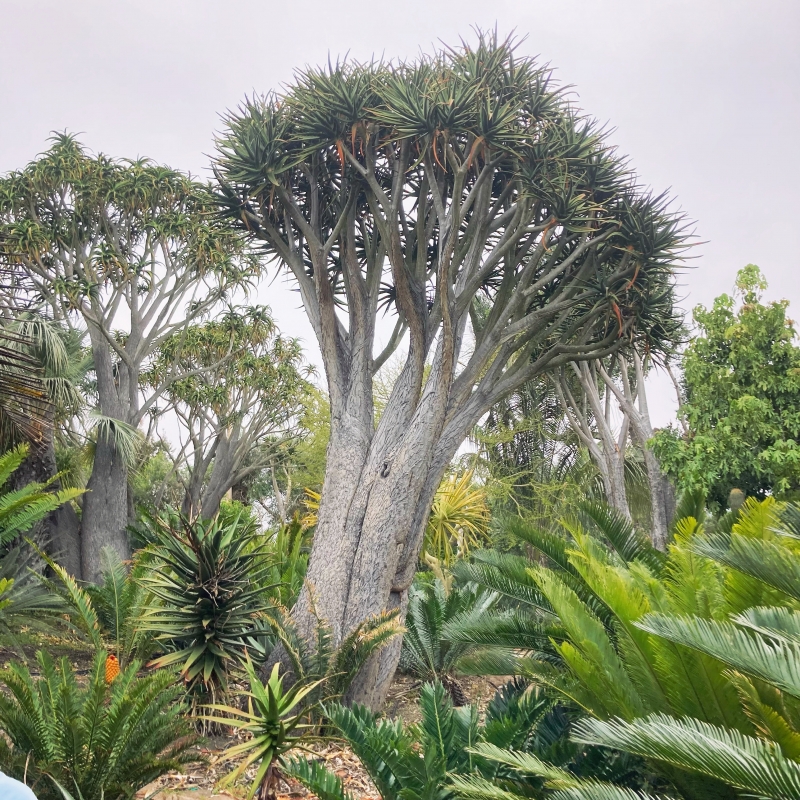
214, 32, 687, 705
0, 135, 259, 580
146, 305, 311, 519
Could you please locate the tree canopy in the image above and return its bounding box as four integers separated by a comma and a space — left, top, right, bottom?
653, 265, 800, 508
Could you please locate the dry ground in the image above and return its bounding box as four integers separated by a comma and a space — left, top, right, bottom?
135, 674, 506, 800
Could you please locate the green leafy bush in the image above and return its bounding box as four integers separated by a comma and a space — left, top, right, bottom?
447, 498, 800, 799
0, 650, 195, 800
42, 546, 157, 667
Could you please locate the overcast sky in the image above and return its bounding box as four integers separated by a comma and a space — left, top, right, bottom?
2, 0, 798, 425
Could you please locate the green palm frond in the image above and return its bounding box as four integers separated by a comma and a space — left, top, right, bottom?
637, 613, 800, 699
0, 650, 195, 800
691, 533, 800, 602
573, 713, 800, 800
283, 757, 355, 800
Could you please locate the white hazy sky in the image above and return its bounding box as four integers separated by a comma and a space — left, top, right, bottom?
2, 0, 799, 426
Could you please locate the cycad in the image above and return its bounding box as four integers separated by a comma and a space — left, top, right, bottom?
285, 680, 647, 800
42, 545, 157, 667
0, 650, 195, 800
0, 444, 82, 547
449, 498, 800, 799
264, 594, 401, 708
399, 576, 497, 704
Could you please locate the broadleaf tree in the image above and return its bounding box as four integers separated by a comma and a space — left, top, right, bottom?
214, 33, 688, 705
653, 265, 800, 510
0, 135, 259, 580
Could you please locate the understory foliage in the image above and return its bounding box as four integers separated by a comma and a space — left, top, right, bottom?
285, 680, 648, 800
399, 576, 497, 704
265, 598, 402, 708
443, 498, 800, 799
139, 506, 274, 698
0, 650, 195, 800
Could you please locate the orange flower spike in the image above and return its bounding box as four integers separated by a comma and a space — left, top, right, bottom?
105, 653, 120, 684
611, 301, 624, 336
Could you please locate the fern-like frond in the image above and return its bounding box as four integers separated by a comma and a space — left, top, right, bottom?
573, 712, 800, 799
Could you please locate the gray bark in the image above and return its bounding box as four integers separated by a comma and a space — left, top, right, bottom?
81, 434, 129, 581
599, 353, 676, 550
81, 324, 131, 582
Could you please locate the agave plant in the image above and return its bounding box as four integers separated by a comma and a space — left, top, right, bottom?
400, 576, 497, 704
139, 507, 275, 698
205, 658, 322, 800
0, 650, 195, 800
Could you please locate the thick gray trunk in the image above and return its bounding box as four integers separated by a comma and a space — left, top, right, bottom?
81, 435, 129, 582
10, 436, 83, 578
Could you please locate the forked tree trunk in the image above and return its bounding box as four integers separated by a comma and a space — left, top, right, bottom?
288, 349, 458, 708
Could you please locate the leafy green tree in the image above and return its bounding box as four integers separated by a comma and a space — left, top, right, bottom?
653, 265, 800, 509
146, 305, 311, 519
0, 134, 258, 581
214, 33, 687, 705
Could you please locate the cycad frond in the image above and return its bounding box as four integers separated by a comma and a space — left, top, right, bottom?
573, 713, 800, 800
637, 613, 800, 700
282, 757, 355, 800
691, 533, 800, 602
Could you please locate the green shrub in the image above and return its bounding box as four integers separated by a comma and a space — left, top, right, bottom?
0, 650, 195, 800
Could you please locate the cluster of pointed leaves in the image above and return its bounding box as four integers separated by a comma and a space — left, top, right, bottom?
205, 659, 322, 800
215, 32, 687, 363
0, 650, 195, 800
264, 592, 402, 708
138, 506, 275, 694
399, 576, 498, 691
447, 496, 800, 798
